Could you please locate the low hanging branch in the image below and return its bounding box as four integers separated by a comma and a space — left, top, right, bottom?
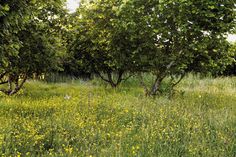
0, 74, 27, 96
170, 73, 185, 88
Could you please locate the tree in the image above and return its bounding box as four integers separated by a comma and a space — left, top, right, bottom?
119, 0, 236, 95
71, 0, 141, 87
71, 0, 235, 93
0, 0, 66, 95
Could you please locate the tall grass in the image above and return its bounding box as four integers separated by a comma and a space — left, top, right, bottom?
0, 75, 235, 156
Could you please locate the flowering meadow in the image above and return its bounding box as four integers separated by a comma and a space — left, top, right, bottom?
0, 76, 235, 156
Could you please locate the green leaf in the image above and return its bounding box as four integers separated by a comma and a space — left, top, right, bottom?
3, 4, 10, 11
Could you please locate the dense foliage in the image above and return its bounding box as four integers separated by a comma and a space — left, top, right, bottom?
68, 0, 141, 87
0, 0, 66, 95
70, 0, 236, 95
0, 0, 236, 95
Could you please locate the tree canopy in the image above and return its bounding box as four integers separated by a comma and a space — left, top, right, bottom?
0, 0, 66, 95
70, 0, 235, 95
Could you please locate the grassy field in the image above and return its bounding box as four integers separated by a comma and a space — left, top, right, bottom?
0, 75, 235, 156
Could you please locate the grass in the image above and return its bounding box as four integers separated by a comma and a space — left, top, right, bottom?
0, 75, 235, 156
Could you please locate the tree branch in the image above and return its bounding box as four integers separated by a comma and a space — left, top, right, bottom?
0, 74, 28, 96
114, 70, 124, 86
171, 73, 185, 88
9, 75, 27, 95
121, 73, 133, 82
96, 71, 111, 83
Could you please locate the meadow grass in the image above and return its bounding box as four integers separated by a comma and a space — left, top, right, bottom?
0, 75, 235, 156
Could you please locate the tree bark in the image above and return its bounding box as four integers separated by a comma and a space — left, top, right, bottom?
139, 73, 164, 96
149, 77, 164, 96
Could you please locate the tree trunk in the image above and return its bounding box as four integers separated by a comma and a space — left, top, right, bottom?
148, 77, 164, 96
0, 75, 27, 96
97, 70, 124, 88
139, 73, 164, 96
